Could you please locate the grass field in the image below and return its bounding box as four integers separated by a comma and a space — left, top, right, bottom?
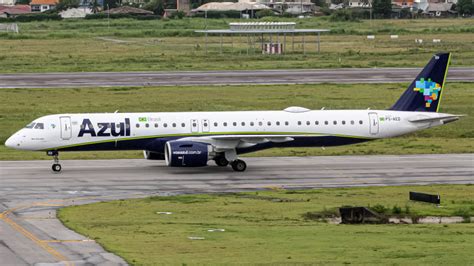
0, 18, 473, 72
0, 83, 472, 160
58, 184, 474, 264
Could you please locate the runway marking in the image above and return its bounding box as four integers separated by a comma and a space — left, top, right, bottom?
41, 240, 94, 243
0, 209, 73, 266
0, 192, 148, 265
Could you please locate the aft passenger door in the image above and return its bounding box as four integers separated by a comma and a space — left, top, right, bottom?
368, 112, 379, 135
60, 116, 72, 140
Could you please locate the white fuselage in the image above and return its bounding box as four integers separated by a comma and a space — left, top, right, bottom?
5, 108, 448, 152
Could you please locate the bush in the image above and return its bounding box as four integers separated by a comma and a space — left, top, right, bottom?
168, 10, 186, 19
84, 13, 160, 20
193, 10, 242, 19
329, 9, 359, 21
0, 13, 62, 22
256, 9, 276, 18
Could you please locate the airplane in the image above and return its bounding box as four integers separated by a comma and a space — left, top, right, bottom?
5, 52, 462, 172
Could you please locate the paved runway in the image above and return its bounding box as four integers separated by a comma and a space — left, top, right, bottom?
0, 154, 473, 265
0, 68, 472, 88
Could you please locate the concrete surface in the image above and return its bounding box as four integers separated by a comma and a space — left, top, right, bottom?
0, 154, 473, 265
0, 68, 472, 88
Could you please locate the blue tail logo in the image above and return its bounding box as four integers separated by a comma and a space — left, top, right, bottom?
413, 78, 441, 108
389, 52, 451, 113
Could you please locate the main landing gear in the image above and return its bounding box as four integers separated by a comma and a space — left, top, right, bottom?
47, 151, 61, 172
214, 154, 247, 172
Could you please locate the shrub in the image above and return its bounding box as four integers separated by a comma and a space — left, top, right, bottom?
256, 9, 276, 18
329, 9, 359, 22
0, 13, 62, 22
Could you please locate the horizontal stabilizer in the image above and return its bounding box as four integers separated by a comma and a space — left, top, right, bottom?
408, 114, 464, 124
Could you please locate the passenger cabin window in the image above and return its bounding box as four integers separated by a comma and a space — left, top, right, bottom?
333, 121, 337, 125
181, 123, 186, 127
359, 120, 363, 125
298, 121, 302, 126
164, 123, 168, 128
285, 121, 289, 126
155, 123, 158, 128
34, 123, 44, 129
267, 121, 271, 126
145, 123, 150, 128
259, 122, 263, 126
224, 122, 228, 127
351, 120, 355, 125
324, 121, 328, 125
172, 123, 176, 127
250, 122, 254, 126
214, 122, 218, 127
315, 121, 319, 125
233, 122, 237, 126
25, 123, 35, 129
342, 121, 346, 125
306, 121, 310, 126
241, 122, 245, 126
136, 123, 140, 128
276, 121, 280, 126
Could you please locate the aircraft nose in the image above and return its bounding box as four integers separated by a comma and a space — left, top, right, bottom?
5, 134, 18, 149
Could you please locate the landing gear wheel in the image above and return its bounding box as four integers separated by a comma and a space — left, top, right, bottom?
215, 157, 229, 167
47, 151, 62, 172
52, 163, 62, 172
231, 159, 247, 172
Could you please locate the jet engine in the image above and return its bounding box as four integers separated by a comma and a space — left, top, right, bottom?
143, 150, 165, 160
165, 141, 214, 167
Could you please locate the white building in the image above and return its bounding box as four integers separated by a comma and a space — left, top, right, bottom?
239, 0, 314, 14
0, 0, 15, 6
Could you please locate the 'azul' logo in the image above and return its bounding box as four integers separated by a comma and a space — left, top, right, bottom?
413, 78, 441, 108
78, 118, 131, 137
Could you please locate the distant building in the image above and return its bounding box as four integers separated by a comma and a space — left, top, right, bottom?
347, 0, 371, 8
0, 4, 31, 17
0, 0, 15, 6
424, 2, 454, 16
392, 0, 414, 8
60, 7, 92, 18
30, 0, 58, 12
239, 0, 315, 14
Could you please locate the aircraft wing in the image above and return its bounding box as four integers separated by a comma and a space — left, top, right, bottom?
178, 135, 299, 151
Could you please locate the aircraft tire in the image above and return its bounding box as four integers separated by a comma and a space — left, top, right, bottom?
52, 164, 62, 172
231, 160, 246, 172
215, 157, 229, 167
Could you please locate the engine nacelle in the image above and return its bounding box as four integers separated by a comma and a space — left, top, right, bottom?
143, 150, 165, 160
165, 141, 213, 167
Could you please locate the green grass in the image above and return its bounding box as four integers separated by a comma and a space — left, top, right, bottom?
0, 83, 472, 160
0, 18, 473, 72
58, 184, 474, 265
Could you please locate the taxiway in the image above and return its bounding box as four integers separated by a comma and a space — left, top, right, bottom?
0, 68, 473, 88
0, 154, 473, 265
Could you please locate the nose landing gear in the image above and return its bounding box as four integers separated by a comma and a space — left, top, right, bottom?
47, 151, 62, 172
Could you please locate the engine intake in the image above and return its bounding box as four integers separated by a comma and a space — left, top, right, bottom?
165, 141, 213, 167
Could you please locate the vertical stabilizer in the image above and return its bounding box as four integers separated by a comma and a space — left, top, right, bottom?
390, 53, 451, 112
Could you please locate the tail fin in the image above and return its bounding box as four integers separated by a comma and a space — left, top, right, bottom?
390, 52, 451, 112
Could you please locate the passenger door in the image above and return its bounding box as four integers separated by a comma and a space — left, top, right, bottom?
368, 112, 379, 135
60, 116, 72, 140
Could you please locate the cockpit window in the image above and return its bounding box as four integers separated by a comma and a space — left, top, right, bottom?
34, 123, 44, 129
25, 123, 35, 129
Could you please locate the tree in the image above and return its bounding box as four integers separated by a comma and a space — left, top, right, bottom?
457, 0, 474, 16
89, 0, 100, 13
103, 0, 119, 9
372, 0, 391, 18
312, 0, 328, 8
144, 0, 165, 15
56, 0, 80, 11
